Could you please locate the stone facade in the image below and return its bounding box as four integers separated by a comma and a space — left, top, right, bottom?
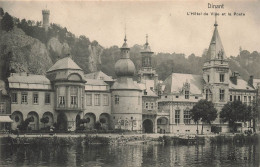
1, 22, 258, 134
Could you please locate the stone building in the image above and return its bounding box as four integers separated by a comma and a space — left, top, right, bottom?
157, 21, 257, 134
42, 9, 50, 31
3, 21, 259, 134
111, 35, 143, 131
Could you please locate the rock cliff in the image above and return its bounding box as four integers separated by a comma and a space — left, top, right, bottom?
0, 27, 53, 79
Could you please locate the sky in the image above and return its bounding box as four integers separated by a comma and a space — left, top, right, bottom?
1, 0, 260, 57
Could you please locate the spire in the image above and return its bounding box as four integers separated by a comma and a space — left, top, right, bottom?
124, 23, 127, 42
141, 34, 153, 53
214, 14, 218, 27
205, 18, 226, 61
121, 23, 129, 49
145, 34, 149, 45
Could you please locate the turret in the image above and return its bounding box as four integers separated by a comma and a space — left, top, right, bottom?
202, 18, 229, 103
42, 9, 50, 31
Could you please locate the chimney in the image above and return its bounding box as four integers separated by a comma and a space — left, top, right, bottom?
248, 75, 254, 87
230, 72, 239, 85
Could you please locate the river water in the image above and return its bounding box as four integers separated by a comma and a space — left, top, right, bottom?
0, 140, 259, 167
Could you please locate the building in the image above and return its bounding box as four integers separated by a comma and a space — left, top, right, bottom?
157, 21, 257, 134
42, 9, 50, 31
0, 80, 12, 130
3, 20, 259, 134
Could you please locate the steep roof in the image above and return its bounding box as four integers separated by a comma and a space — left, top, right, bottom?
229, 78, 254, 90
162, 73, 205, 95
206, 22, 227, 61
8, 73, 50, 84
47, 57, 82, 72
8, 73, 51, 90
84, 71, 114, 82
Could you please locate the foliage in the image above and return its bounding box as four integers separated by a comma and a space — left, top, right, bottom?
220, 101, 251, 132
94, 121, 101, 130
17, 117, 33, 131
190, 100, 218, 134
40, 117, 49, 127
1, 12, 14, 32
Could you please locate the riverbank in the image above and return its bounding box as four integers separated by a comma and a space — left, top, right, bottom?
1, 133, 258, 146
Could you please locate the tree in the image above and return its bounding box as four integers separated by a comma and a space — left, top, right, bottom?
0, 8, 4, 17
190, 100, 218, 134
17, 117, 33, 131
1, 12, 14, 32
220, 101, 249, 132
40, 117, 49, 128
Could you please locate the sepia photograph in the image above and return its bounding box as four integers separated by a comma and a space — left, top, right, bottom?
0, 0, 260, 166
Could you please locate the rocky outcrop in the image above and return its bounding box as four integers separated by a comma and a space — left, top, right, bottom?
0, 27, 53, 75
88, 45, 102, 72
47, 37, 71, 60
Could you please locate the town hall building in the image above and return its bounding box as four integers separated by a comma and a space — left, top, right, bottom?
0, 20, 258, 134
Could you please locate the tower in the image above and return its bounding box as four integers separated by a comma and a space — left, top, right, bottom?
202, 19, 229, 104
138, 35, 158, 93
42, 9, 50, 31
111, 34, 142, 131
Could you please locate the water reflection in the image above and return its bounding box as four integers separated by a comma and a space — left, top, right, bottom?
0, 140, 259, 167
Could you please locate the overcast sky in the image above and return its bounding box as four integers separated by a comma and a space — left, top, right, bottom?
1, 0, 260, 57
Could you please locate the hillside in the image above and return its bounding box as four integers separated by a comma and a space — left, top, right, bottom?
1, 7, 260, 82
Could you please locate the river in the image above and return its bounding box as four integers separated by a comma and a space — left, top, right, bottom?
0, 139, 259, 167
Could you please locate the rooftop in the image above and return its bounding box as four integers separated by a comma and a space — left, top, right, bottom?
47, 57, 82, 72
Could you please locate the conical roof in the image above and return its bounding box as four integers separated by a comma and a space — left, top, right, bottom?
206, 22, 226, 61
47, 56, 82, 72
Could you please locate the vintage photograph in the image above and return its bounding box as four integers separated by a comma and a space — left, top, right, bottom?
0, 0, 260, 166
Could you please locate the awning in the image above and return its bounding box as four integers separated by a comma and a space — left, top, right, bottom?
0, 116, 13, 122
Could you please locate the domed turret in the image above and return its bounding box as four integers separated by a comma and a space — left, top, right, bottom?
114, 35, 136, 77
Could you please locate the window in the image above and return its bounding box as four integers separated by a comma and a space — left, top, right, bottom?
220, 74, 225, 82
238, 96, 240, 101
206, 89, 212, 101
70, 87, 78, 107
45, 93, 50, 104
219, 89, 225, 101
165, 96, 167, 98
21, 92, 28, 104
207, 75, 210, 82
94, 94, 100, 106
151, 103, 154, 109
138, 96, 140, 105
244, 96, 247, 104
0, 103, 5, 113
248, 96, 251, 103
115, 95, 119, 104
176, 96, 179, 98
59, 96, 65, 106
71, 96, 77, 105
11, 93, 17, 103
103, 94, 109, 106
185, 91, 189, 99
33, 93, 39, 104
253, 96, 256, 103
184, 110, 191, 124
234, 95, 237, 101
145, 102, 149, 109
175, 110, 180, 124
230, 95, 232, 101
195, 96, 198, 99
86, 94, 92, 106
